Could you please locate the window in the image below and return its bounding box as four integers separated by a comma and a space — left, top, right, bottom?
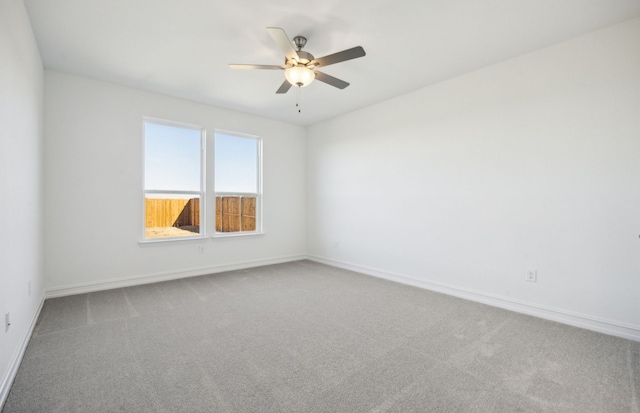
143, 119, 204, 240
214, 132, 261, 234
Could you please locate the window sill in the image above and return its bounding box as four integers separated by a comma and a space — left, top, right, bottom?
212, 231, 264, 239
139, 235, 207, 246
138, 231, 264, 245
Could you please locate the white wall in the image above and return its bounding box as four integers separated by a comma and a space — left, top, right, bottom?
307, 18, 640, 339
0, 0, 45, 404
44, 71, 306, 294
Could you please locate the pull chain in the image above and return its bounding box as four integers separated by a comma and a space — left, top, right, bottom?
296, 86, 301, 113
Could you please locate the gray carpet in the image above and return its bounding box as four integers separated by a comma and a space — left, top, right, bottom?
3, 260, 639, 412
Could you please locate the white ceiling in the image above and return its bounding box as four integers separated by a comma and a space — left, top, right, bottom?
24, 0, 640, 126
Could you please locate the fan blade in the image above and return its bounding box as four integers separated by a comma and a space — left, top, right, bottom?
276, 80, 292, 94
229, 64, 283, 70
314, 71, 350, 89
310, 46, 366, 68
267, 27, 299, 62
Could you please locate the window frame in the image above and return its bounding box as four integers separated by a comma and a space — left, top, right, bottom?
213, 130, 263, 237
141, 117, 206, 243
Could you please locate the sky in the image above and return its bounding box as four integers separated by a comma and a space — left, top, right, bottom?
144, 122, 258, 195
214, 133, 258, 193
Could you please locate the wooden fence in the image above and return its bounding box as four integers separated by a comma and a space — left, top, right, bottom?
216, 196, 256, 232
145, 198, 200, 228
145, 196, 255, 233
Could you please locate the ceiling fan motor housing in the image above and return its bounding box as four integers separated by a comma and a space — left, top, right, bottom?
289, 50, 314, 67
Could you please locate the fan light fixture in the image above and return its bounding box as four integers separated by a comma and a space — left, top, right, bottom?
285, 66, 315, 87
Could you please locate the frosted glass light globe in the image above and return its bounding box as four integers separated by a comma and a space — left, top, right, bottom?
285, 66, 315, 87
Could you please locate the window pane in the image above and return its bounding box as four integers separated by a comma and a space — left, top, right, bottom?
215, 196, 256, 232
215, 134, 258, 193
145, 194, 200, 239
145, 122, 201, 191
143, 120, 203, 240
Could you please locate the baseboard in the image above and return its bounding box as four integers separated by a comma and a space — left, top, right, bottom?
307, 255, 640, 342
0, 295, 45, 409
45, 254, 307, 298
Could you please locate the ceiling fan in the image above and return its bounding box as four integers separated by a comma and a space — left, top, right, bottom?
229, 27, 366, 94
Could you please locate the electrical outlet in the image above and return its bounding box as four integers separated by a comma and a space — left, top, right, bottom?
198, 246, 205, 254
5, 313, 10, 332
525, 269, 537, 282
28, 281, 31, 296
